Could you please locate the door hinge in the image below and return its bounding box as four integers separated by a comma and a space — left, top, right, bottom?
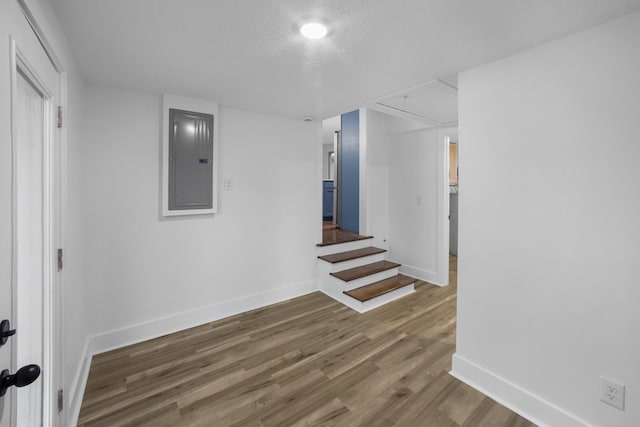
57, 389, 64, 412
57, 248, 63, 271
57, 106, 63, 128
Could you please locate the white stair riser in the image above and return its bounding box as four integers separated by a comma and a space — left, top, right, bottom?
330, 268, 399, 291
320, 283, 415, 314
316, 239, 373, 257
358, 284, 415, 312
318, 253, 386, 272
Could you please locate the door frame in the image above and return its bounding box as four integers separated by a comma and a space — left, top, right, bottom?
334, 130, 341, 228
9, 30, 64, 426
442, 134, 457, 285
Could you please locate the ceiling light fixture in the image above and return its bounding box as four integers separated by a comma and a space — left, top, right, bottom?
300, 22, 327, 39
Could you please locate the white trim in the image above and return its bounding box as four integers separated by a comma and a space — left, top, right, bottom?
16, 0, 64, 73
67, 340, 91, 427
41, 76, 55, 427
9, 36, 19, 427
67, 277, 316, 426
91, 277, 314, 355
395, 263, 445, 287
358, 108, 368, 235
439, 134, 453, 284
450, 353, 593, 427
162, 94, 219, 217
53, 70, 67, 427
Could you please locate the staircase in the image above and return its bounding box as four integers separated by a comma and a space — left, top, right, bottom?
317, 233, 416, 313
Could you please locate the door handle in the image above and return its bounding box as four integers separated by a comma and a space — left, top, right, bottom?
0, 365, 41, 396
0, 320, 16, 347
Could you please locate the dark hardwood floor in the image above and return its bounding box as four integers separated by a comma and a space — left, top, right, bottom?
77, 257, 536, 426
319, 228, 373, 246
318, 246, 386, 264
323, 220, 335, 230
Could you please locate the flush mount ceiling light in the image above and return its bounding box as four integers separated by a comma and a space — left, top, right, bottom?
300, 22, 328, 39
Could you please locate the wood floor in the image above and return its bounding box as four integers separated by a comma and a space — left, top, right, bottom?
319, 228, 372, 246
323, 221, 335, 230
77, 257, 536, 427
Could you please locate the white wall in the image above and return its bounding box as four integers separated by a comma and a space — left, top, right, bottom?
360, 109, 390, 247
454, 11, 640, 427
387, 126, 455, 285
81, 86, 319, 349
359, 108, 453, 285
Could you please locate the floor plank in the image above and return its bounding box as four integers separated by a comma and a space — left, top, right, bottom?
77, 256, 536, 427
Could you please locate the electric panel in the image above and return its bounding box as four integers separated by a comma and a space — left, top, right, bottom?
168, 108, 214, 210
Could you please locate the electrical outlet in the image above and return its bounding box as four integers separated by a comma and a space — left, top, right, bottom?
600, 376, 625, 410
224, 177, 233, 191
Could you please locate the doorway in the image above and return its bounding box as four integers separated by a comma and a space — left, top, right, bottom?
322, 132, 337, 231
449, 138, 458, 256
321, 110, 360, 238
322, 116, 339, 233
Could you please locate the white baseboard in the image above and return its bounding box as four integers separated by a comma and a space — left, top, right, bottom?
396, 262, 446, 286
88, 278, 316, 356
450, 353, 592, 427
68, 278, 316, 426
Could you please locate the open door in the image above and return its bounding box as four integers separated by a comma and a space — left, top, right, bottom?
1, 7, 63, 426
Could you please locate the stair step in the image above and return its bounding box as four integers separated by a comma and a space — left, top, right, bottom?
343, 274, 416, 302
317, 230, 373, 247
318, 247, 387, 264
330, 260, 401, 282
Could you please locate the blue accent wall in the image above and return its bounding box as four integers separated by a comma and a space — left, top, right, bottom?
340, 110, 359, 233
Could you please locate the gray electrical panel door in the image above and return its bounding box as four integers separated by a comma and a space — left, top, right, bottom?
169, 108, 214, 210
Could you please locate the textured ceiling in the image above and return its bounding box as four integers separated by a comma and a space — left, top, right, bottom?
50, 0, 640, 120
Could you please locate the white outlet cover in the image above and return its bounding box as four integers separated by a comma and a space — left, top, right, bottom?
600, 376, 625, 410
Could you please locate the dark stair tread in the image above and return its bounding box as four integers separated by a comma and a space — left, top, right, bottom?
318, 247, 387, 264
343, 274, 416, 302
330, 260, 401, 282
317, 231, 373, 247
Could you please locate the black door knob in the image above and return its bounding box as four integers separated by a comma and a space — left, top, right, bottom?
0, 364, 41, 397
0, 319, 16, 346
